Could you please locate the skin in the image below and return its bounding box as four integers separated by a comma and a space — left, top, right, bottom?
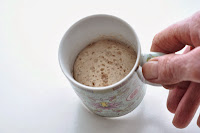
142, 11, 200, 128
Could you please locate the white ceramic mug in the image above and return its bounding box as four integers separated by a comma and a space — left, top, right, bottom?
58, 14, 164, 117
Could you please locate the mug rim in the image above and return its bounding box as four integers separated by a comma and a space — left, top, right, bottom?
58, 14, 141, 92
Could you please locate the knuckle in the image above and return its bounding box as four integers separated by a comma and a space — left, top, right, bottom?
158, 55, 178, 83
189, 26, 200, 46
153, 33, 159, 43
187, 47, 200, 81
190, 63, 200, 81
158, 55, 184, 84
189, 12, 200, 46
151, 33, 160, 50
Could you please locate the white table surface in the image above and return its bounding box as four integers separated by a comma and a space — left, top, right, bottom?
0, 0, 200, 133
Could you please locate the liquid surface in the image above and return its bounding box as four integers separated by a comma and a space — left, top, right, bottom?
73, 39, 137, 87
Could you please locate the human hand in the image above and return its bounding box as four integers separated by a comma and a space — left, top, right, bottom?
142, 11, 200, 128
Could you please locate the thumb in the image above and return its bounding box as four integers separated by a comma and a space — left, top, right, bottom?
142, 47, 200, 85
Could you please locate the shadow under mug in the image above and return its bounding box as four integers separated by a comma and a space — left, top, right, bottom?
58, 14, 164, 117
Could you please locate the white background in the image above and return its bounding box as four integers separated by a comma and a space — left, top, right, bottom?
0, 0, 200, 133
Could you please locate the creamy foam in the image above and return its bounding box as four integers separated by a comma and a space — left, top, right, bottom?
73, 39, 137, 87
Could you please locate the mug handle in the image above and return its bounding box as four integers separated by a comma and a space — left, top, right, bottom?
137, 52, 165, 86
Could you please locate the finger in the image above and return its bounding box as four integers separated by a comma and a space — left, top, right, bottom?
167, 89, 187, 113
151, 23, 187, 53
166, 82, 190, 114
162, 46, 191, 89
165, 81, 190, 114
142, 46, 200, 85
197, 114, 200, 128
151, 11, 200, 53
173, 82, 200, 128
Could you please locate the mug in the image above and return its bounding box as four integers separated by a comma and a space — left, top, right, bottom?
58, 14, 164, 117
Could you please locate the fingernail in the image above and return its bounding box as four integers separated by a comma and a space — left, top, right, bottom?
143, 61, 158, 80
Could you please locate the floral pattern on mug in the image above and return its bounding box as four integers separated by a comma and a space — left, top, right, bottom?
71, 72, 146, 117
126, 87, 139, 101
93, 101, 122, 110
